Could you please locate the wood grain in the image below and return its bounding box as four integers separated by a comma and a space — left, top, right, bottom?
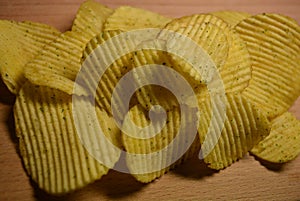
0, 0, 299, 200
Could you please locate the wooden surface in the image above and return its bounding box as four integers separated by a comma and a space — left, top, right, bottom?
0, 0, 300, 200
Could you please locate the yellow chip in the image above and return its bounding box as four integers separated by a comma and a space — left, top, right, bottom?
104, 6, 171, 31
122, 104, 199, 183
24, 31, 89, 95
196, 28, 252, 98
135, 84, 179, 112
132, 33, 250, 113
160, 14, 230, 84
79, 30, 137, 116
128, 46, 183, 111
14, 82, 121, 194
216, 29, 252, 93
123, 38, 201, 112
198, 93, 270, 170
24, 0, 113, 96
161, 14, 251, 98
236, 13, 300, 118
251, 112, 300, 163
72, 0, 113, 38
212, 11, 251, 27
0, 20, 60, 94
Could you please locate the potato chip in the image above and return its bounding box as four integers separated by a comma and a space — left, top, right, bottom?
122, 104, 199, 183
216, 29, 252, 93
24, 1, 113, 96
132, 34, 251, 116
212, 11, 251, 27
104, 6, 171, 31
135, 84, 179, 112
196, 28, 252, 98
161, 14, 251, 98
14, 82, 121, 194
160, 14, 230, 84
79, 30, 138, 117
123, 36, 206, 113
24, 31, 90, 96
83, 31, 210, 119
198, 93, 270, 170
251, 112, 300, 163
235, 13, 300, 118
72, 0, 113, 39
128, 45, 183, 111
0, 20, 60, 94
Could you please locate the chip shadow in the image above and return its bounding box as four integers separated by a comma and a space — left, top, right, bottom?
32, 170, 146, 201
33, 153, 145, 200
0, 78, 15, 105
32, 153, 216, 200
251, 154, 285, 172
172, 155, 218, 179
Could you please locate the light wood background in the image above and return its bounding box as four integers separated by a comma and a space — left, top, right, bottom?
0, 0, 299, 200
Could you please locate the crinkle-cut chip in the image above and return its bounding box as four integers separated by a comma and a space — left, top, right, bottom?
214, 29, 252, 93
14, 82, 121, 194
212, 11, 251, 27
198, 93, 270, 170
126, 39, 200, 112
160, 14, 230, 84
235, 13, 300, 118
24, 31, 91, 96
24, 1, 113, 96
251, 112, 300, 163
128, 44, 193, 111
0, 20, 60, 94
82, 30, 123, 57
122, 104, 199, 183
162, 14, 251, 97
197, 28, 252, 98
136, 84, 179, 112
130, 36, 249, 113
78, 30, 138, 116
72, 0, 113, 39
135, 39, 204, 89
104, 6, 171, 31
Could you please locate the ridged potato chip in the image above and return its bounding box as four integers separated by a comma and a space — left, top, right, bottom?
216, 29, 252, 93
197, 28, 252, 97
24, 31, 89, 95
24, 0, 113, 96
122, 104, 199, 183
161, 14, 251, 98
14, 82, 121, 194
251, 112, 300, 163
161, 14, 230, 84
72, 0, 113, 38
212, 11, 251, 27
122, 37, 204, 112
79, 30, 138, 117
104, 6, 171, 31
0, 20, 60, 94
236, 13, 300, 118
128, 45, 184, 111
198, 93, 270, 170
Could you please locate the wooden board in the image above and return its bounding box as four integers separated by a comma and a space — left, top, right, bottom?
0, 0, 299, 200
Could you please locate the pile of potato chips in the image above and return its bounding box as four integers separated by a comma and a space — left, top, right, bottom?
1, 0, 300, 195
